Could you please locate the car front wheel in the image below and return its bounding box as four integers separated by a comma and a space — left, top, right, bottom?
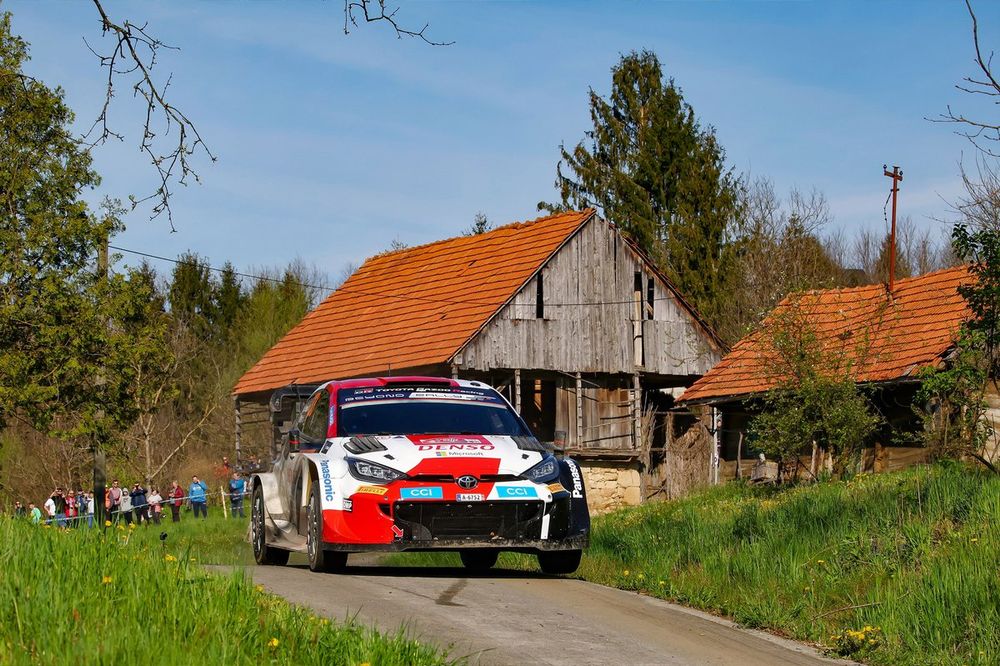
252, 484, 289, 566
537, 550, 582, 575
307, 484, 347, 573
459, 549, 499, 571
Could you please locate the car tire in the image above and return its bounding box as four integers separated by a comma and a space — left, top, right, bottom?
252, 484, 289, 566
307, 484, 347, 573
537, 550, 582, 575
459, 549, 499, 571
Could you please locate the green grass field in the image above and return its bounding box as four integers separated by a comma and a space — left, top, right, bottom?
0, 514, 451, 665
388, 463, 1000, 665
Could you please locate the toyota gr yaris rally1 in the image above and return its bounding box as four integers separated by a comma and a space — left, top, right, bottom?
249, 376, 590, 574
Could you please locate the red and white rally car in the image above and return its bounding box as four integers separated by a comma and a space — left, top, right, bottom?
249, 377, 590, 574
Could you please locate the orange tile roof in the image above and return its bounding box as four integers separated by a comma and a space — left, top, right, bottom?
234, 210, 595, 396
680, 265, 973, 403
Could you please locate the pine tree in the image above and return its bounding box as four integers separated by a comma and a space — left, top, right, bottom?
167, 251, 215, 336
542, 50, 740, 325
214, 262, 245, 335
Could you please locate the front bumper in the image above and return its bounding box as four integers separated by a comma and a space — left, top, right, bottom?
323, 533, 589, 553
322, 493, 588, 551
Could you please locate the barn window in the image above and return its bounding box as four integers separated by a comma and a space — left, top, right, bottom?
535, 272, 544, 319
633, 272, 643, 318
646, 277, 655, 320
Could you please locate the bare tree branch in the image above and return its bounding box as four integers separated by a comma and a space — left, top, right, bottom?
86, 0, 217, 231
930, 1, 1000, 156
344, 0, 453, 46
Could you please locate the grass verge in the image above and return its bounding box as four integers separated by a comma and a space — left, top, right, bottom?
0, 515, 451, 664
387, 463, 1000, 665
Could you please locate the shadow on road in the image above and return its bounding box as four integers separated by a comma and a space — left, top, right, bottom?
285, 562, 559, 580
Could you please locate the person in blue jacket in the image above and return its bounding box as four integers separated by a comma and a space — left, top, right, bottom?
228, 472, 246, 519
189, 475, 209, 518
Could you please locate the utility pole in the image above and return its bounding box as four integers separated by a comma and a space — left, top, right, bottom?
883, 165, 903, 292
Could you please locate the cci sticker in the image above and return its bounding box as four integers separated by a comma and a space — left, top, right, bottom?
496, 485, 538, 499
355, 485, 389, 496
400, 486, 444, 500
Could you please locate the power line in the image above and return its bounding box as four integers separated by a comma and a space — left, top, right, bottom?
109, 244, 694, 309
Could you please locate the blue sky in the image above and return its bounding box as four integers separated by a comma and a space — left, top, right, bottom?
7, 1, 1000, 281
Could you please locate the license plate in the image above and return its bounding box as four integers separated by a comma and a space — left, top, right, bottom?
456, 493, 485, 502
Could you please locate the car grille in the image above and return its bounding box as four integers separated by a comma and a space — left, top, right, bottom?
394, 501, 544, 541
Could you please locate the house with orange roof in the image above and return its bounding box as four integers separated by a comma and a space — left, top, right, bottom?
233, 209, 724, 511
680, 265, 980, 482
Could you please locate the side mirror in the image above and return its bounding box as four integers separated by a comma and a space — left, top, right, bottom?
287, 428, 301, 452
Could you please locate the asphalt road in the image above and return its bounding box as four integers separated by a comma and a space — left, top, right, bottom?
242, 556, 850, 666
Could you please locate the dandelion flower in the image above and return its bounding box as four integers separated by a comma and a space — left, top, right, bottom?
102, 576, 112, 585
816, 559, 825, 564
637, 573, 645, 580
255, 584, 265, 592
658, 580, 665, 586
129, 523, 136, 530
623, 570, 630, 576
971, 537, 979, 543
164, 554, 177, 562
267, 638, 279, 648
105, 520, 112, 527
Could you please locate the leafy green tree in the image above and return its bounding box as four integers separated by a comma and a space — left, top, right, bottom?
542, 50, 741, 324
749, 306, 880, 480
0, 13, 166, 448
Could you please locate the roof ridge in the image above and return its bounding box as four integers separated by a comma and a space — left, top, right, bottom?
360, 209, 594, 266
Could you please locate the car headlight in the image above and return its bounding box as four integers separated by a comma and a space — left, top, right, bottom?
520, 455, 560, 483
346, 458, 407, 484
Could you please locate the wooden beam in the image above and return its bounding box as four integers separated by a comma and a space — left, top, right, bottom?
234, 396, 242, 462
575, 372, 583, 446
514, 368, 522, 413
631, 374, 641, 449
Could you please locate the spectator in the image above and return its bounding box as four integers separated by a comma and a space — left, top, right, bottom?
43, 493, 55, 524
28, 502, 41, 524
120, 488, 133, 526
228, 472, 246, 519
168, 481, 184, 523
106, 479, 123, 523
50, 488, 67, 528
214, 456, 232, 482
131, 483, 149, 525
76, 489, 87, 525
86, 492, 95, 528
66, 492, 77, 527
189, 475, 208, 519
13, 501, 25, 518
148, 488, 163, 525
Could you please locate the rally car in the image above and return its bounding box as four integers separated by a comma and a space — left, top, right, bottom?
249, 376, 590, 574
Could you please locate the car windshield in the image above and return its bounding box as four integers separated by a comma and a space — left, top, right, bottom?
337, 386, 530, 437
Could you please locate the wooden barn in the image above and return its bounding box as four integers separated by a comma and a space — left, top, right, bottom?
233, 209, 724, 511
680, 265, 1000, 482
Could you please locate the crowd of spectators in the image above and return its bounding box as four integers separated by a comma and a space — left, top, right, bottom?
8, 456, 261, 526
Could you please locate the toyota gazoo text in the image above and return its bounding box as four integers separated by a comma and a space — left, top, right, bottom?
250, 377, 590, 574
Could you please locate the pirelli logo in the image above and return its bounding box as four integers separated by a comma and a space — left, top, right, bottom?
548, 483, 567, 494
355, 485, 388, 496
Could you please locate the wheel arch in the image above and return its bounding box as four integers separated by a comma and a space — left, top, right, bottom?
250, 472, 283, 519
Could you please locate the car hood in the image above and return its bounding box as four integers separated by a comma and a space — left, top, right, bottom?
327, 433, 547, 476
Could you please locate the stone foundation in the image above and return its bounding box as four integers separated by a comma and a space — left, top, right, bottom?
579, 460, 642, 514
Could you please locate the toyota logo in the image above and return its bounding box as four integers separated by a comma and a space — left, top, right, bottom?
456, 475, 479, 490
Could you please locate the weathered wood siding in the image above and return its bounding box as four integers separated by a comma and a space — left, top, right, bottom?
457, 217, 720, 376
